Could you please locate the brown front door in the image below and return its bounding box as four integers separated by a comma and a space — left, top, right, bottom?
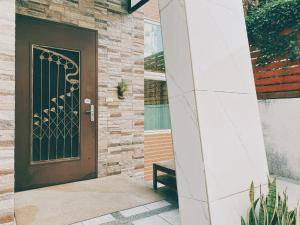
16, 15, 98, 191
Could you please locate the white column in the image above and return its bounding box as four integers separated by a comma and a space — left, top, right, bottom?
159, 0, 269, 225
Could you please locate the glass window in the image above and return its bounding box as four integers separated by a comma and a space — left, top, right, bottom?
144, 79, 171, 130
144, 21, 165, 73
144, 21, 163, 57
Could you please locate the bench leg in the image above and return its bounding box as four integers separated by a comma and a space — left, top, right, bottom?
153, 165, 158, 190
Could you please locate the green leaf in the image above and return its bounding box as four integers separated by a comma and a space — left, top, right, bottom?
271, 211, 279, 225
245, 0, 300, 64
254, 198, 260, 210
250, 181, 255, 205
267, 178, 277, 224
258, 201, 266, 225
296, 208, 300, 225
250, 207, 258, 225
241, 217, 247, 225
288, 210, 296, 223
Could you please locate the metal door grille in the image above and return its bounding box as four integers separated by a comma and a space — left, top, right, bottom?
31, 45, 80, 162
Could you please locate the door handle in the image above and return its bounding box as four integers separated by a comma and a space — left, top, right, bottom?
84, 98, 95, 122
86, 104, 95, 122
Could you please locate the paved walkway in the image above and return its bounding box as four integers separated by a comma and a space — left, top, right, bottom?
72, 177, 300, 225
72, 199, 180, 225
15, 175, 166, 225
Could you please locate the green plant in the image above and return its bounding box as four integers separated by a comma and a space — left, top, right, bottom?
117, 80, 128, 99
241, 178, 299, 225
246, 0, 300, 65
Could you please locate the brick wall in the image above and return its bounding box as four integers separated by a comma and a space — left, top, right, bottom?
0, 1, 15, 224
144, 132, 174, 181
144, 0, 160, 22
15, 0, 145, 179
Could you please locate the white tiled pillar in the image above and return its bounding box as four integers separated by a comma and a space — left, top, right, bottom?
159, 0, 269, 225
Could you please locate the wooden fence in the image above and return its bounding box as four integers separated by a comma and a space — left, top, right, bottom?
144, 132, 174, 181
251, 50, 300, 99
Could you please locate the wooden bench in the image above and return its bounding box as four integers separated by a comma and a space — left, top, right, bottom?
153, 160, 176, 190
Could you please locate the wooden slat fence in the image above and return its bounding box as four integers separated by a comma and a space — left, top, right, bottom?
251, 50, 300, 99
144, 132, 174, 181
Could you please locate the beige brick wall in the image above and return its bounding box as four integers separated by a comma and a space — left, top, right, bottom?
0, 1, 145, 223
0, 0, 15, 224
144, 0, 160, 22
15, 0, 145, 178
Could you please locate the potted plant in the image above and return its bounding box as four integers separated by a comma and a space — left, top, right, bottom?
241, 178, 299, 225
117, 80, 128, 99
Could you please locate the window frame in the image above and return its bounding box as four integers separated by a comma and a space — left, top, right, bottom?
144, 19, 164, 59
144, 19, 165, 81
144, 71, 171, 134
144, 19, 170, 134
144, 71, 166, 81
144, 18, 161, 27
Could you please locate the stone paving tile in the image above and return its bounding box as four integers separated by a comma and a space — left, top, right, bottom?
159, 209, 181, 225
119, 206, 149, 218
132, 215, 170, 225
144, 200, 171, 211
82, 214, 116, 225
73, 199, 180, 225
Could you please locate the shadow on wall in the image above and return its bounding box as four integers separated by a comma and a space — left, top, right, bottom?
267, 148, 300, 181
258, 99, 300, 183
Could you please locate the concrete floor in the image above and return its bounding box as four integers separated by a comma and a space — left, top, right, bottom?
15, 176, 299, 225
15, 175, 169, 225
72, 177, 299, 225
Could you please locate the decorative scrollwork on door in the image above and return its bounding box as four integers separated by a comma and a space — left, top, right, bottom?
31, 45, 80, 162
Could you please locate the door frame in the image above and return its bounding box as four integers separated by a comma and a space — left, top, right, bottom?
15, 14, 99, 191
